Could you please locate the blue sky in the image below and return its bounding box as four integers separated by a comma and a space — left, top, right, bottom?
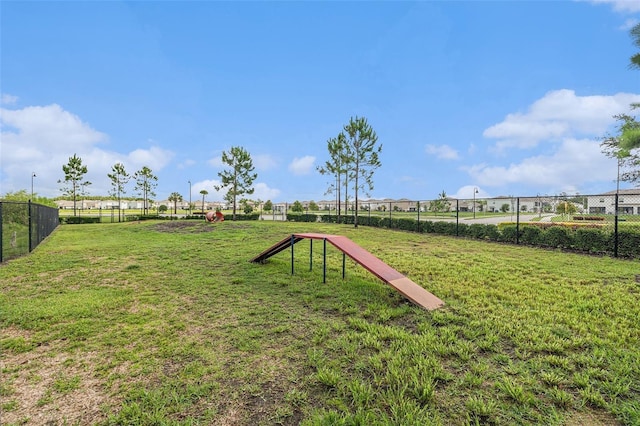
2, 0, 640, 203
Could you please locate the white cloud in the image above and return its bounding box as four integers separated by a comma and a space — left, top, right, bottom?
1, 94, 18, 105
583, 0, 640, 13
288, 155, 315, 175
253, 154, 279, 170
252, 182, 281, 201
620, 18, 639, 30
453, 185, 488, 199
466, 138, 616, 192
1, 104, 107, 155
483, 90, 640, 151
127, 146, 174, 171
425, 144, 459, 160
177, 159, 196, 170
0, 102, 174, 197
207, 155, 223, 168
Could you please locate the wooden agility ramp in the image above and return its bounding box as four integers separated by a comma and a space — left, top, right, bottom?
250, 233, 444, 311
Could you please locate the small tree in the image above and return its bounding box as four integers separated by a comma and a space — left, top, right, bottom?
214, 146, 257, 220
601, 114, 640, 185
241, 199, 254, 214
291, 200, 304, 213
308, 200, 319, 211
168, 192, 183, 214
430, 191, 450, 216
556, 201, 577, 218
264, 200, 273, 214
343, 116, 382, 228
59, 154, 91, 217
107, 162, 130, 221
500, 204, 510, 213
200, 189, 208, 213
133, 166, 158, 215
318, 133, 349, 223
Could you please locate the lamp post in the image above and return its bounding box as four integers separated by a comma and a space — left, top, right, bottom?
473, 187, 478, 219
31, 172, 37, 201
188, 180, 192, 216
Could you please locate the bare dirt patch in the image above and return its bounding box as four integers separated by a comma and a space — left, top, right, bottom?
151, 221, 217, 233
0, 341, 117, 425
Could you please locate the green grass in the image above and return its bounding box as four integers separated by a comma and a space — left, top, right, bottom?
1, 220, 639, 425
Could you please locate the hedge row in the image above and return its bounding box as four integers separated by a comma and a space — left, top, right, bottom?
60, 216, 101, 224
285, 213, 640, 258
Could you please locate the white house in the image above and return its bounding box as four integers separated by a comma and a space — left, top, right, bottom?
587, 189, 640, 215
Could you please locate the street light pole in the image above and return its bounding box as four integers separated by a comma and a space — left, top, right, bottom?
31, 172, 37, 201
473, 187, 478, 219
188, 180, 192, 216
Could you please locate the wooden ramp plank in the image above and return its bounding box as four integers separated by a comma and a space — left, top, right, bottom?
249, 235, 303, 263
250, 233, 445, 311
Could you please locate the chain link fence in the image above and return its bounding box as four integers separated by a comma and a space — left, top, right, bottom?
279, 190, 640, 259
0, 201, 59, 263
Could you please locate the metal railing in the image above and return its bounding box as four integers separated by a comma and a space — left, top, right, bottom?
0, 201, 59, 263
277, 191, 640, 259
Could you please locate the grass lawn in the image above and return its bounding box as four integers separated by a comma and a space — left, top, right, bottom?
1, 220, 639, 425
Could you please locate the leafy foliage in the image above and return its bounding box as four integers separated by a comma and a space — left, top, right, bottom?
133, 166, 157, 215
58, 154, 91, 216
214, 146, 257, 220
343, 116, 382, 228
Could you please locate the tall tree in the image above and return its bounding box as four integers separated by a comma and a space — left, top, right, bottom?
630, 23, 640, 71
601, 114, 640, 185
168, 192, 183, 214
59, 154, 91, 217
200, 189, 208, 213
343, 116, 382, 228
107, 162, 130, 221
317, 133, 350, 223
214, 146, 257, 220
133, 166, 158, 215
623, 23, 640, 149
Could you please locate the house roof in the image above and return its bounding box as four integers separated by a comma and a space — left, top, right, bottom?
600, 188, 640, 195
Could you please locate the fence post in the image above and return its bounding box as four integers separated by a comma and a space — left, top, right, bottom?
28, 200, 33, 252
614, 193, 619, 258
0, 202, 3, 263
516, 198, 520, 245
456, 200, 459, 236
417, 201, 420, 232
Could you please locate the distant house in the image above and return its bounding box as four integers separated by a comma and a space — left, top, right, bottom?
587, 189, 640, 215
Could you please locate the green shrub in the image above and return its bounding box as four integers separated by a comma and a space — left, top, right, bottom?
357, 216, 381, 227
233, 213, 260, 221
467, 224, 487, 239
484, 225, 500, 241
617, 231, 640, 258
320, 215, 337, 224
62, 216, 101, 224
379, 218, 397, 229
420, 221, 435, 233
520, 226, 542, 245
287, 214, 317, 222
397, 218, 418, 232
573, 228, 610, 254
432, 221, 458, 236
540, 226, 573, 248
499, 225, 518, 243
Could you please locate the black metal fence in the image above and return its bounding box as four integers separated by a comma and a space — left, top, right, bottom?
0, 201, 59, 263
279, 190, 640, 259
